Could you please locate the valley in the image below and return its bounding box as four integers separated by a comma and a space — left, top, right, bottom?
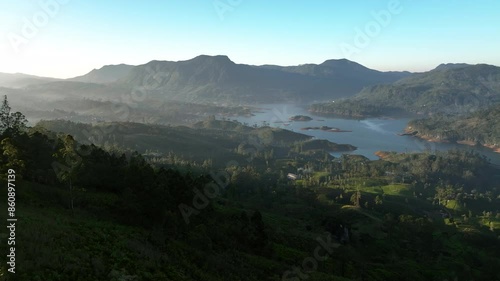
1, 56, 500, 281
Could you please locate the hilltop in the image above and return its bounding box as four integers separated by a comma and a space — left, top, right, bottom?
310, 64, 500, 117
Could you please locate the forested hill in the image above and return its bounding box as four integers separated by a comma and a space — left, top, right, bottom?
0, 55, 412, 107
2, 96, 500, 280
110, 55, 411, 104
310, 64, 500, 117
407, 104, 500, 152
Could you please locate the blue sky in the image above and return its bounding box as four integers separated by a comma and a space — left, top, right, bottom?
1, 0, 499, 78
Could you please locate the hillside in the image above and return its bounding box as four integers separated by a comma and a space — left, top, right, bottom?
0, 73, 60, 88
34, 118, 351, 166
69, 64, 135, 84
5, 55, 412, 107
2, 117, 500, 280
406, 104, 500, 152
264, 59, 409, 84
112, 55, 411, 104
310, 64, 500, 117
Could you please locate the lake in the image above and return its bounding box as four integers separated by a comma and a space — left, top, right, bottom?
232, 104, 500, 165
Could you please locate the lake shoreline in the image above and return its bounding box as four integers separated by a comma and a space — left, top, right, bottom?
231, 103, 500, 164
403, 130, 500, 154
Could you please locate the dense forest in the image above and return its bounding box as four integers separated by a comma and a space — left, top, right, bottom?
407, 104, 500, 151
1, 96, 500, 280
309, 100, 402, 118
310, 64, 500, 118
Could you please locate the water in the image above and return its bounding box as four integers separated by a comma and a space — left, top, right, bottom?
231, 103, 500, 165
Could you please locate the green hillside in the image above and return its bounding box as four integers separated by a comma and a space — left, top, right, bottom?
407, 104, 500, 150
1, 98, 500, 280
310, 64, 500, 117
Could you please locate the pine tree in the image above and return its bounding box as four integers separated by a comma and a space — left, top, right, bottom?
0, 95, 27, 135
0, 95, 12, 133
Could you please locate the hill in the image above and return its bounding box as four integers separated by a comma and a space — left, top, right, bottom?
2, 119, 500, 280
406, 104, 500, 153
310, 64, 500, 117
264, 58, 409, 84
34, 118, 353, 166
69, 64, 135, 84
0, 73, 59, 88
7, 55, 412, 107
113, 55, 411, 104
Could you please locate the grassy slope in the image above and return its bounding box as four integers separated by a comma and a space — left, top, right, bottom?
1, 181, 358, 281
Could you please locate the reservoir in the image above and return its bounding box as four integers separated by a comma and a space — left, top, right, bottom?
233, 103, 500, 165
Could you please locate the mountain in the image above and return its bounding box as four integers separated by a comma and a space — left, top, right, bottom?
264, 58, 409, 82
433, 63, 471, 71
116, 55, 314, 103
0, 72, 59, 88
1, 55, 413, 105
69, 63, 135, 84
111, 55, 412, 104
311, 64, 500, 117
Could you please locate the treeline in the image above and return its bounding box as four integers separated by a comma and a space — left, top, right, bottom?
0, 107, 278, 280
309, 100, 394, 118
311, 64, 500, 117
2, 95, 500, 280
408, 104, 500, 146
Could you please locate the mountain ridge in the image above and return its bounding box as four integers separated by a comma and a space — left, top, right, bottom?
69, 63, 135, 84
0, 72, 60, 88
103, 55, 413, 104
310, 63, 500, 117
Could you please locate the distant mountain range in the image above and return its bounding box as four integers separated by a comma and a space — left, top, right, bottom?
3, 56, 500, 120
0, 73, 59, 88
311, 63, 500, 117
0, 55, 412, 105
69, 64, 135, 84
114, 55, 414, 103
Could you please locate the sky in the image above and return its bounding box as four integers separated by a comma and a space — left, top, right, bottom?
0, 0, 499, 78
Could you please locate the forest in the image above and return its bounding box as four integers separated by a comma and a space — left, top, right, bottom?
407, 104, 500, 150
1, 95, 500, 280
309, 64, 500, 118
309, 100, 401, 118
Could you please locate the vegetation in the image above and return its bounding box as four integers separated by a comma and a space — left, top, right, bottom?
1, 96, 500, 280
0, 96, 27, 135
1, 56, 411, 119
309, 100, 401, 118
407, 104, 500, 150
310, 64, 500, 117
289, 115, 313, 121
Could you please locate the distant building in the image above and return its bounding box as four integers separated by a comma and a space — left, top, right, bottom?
287, 173, 298, 180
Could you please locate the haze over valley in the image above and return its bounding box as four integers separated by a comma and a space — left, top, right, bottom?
1, 1, 500, 280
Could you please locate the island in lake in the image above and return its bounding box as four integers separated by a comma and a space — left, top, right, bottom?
289, 115, 313, 121
301, 126, 352, 133
296, 139, 357, 152
397, 131, 417, 136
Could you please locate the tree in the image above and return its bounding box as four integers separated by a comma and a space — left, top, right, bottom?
0, 138, 25, 176
350, 189, 361, 207
53, 135, 81, 213
0, 95, 27, 135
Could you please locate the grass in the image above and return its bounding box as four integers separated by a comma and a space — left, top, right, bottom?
313, 171, 330, 181
357, 186, 384, 194
445, 199, 463, 211
478, 217, 500, 231
380, 184, 412, 196
4, 199, 148, 281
